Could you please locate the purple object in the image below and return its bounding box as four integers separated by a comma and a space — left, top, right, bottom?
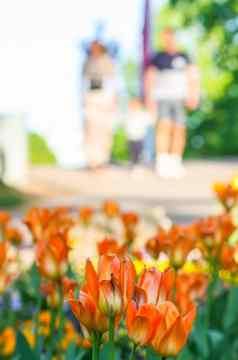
142, 0, 152, 97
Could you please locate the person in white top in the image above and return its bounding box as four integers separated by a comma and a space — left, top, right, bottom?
125, 98, 152, 165
145, 28, 200, 178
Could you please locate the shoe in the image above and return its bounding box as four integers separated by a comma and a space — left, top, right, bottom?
156, 154, 172, 178
170, 155, 186, 179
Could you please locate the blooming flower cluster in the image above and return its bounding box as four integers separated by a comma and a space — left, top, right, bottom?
66, 255, 196, 359
0, 189, 238, 359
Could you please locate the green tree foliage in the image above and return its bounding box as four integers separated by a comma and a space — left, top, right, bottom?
28, 132, 57, 165
111, 127, 129, 163
164, 0, 238, 157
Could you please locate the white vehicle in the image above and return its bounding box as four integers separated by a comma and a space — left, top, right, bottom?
0, 113, 28, 186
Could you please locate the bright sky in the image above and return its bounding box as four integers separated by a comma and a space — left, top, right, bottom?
0, 0, 145, 165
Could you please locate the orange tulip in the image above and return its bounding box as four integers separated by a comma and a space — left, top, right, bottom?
125, 267, 196, 356
120, 256, 136, 310
121, 212, 139, 244
68, 255, 136, 335
126, 300, 159, 346
5, 225, 22, 245
25, 207, 72, 242
69, 260, 108, 333
121, 212, 139, 227
24, 208, 51, 241
195, 214, 235, 259
145, 230, 169, 259
36, 235, 68, 280
219, 242, 238, 274
97, 238, 127, 257
79, 207, 94, 224
63, 277, 78, 295
99, 275, 123, 317
102, 201, 120, 218
0, 242, 7, 269
166, 225, 195, 268
0, 327, 16, 356
125, 269, 173, 346
96, 255, 120, 282
68, 257, 123, 334
213, 182, 238, 212
176, 272, 208, 302
41, 281, 61, 307
138, 268, 175, 306
151, 298, 196, 357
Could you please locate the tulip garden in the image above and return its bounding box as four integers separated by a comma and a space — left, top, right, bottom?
1, 179, 238, 359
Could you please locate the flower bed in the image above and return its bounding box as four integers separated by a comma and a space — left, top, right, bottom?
1, 178, 238, 359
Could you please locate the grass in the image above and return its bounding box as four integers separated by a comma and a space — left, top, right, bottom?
0, 181, 26, 208
0, 132, 57, 210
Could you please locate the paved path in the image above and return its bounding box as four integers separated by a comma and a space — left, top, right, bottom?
18, 160, 238, 223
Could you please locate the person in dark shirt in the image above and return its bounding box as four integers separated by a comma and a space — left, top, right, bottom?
145, 28, 200, 178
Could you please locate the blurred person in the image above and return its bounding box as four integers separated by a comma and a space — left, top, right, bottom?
82, 41, 118, 168
125, 98, 152, 165
145, 28, 200, 178
143, 123, 156, 165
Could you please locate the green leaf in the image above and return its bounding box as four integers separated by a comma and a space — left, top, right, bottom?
65, 342, 87, 360
65, 342, 77, 360
30, 264, 41, 292
100, 343, 121, 360
208, 329, 224, 350
190, 310, 209, 358
146, 347, 161, 359
14, 332, 39, 360
177, 347, 193, 360
224, 287, 238, 330
75, 349, 87, 360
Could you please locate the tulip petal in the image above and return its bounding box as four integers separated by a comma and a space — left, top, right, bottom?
134, 286, 147, 307
138, 268, 162, 305
69, 291, 96, 332
151, 301, 179, 350
183, 303, 196, 334
85, 259, 99, 302
126, 300, 137, 333
120, 257, 136, 308
98, 255, 120, 281
157, 316, 187, 357
157, 269, 175, 304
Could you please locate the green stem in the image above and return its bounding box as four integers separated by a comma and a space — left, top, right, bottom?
109, 316, 115, 360
56, 290, 65, 343
205, 259, 219, 328
45, 307, 58, 360
34, 294, 43, 354
129, 343, 137, 360
92, 332, 100, 360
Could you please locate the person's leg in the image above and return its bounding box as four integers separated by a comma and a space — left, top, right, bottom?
129, 140, 136, 164
155, 101, 173, 176
134, 140, 143, 164
169, 102, 187, 178
156, 120, 173, 154
170, 123, 186, 156
143, 125, 155, 165
130, 140, 143, 164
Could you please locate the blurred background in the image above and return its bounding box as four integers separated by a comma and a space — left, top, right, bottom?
0, 0, 237, 220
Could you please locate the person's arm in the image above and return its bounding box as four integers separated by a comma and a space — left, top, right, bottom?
186, 64, 200, 110
144, 66, 157, 117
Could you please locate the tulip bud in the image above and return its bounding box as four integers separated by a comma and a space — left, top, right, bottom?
99, 276, 123, 317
